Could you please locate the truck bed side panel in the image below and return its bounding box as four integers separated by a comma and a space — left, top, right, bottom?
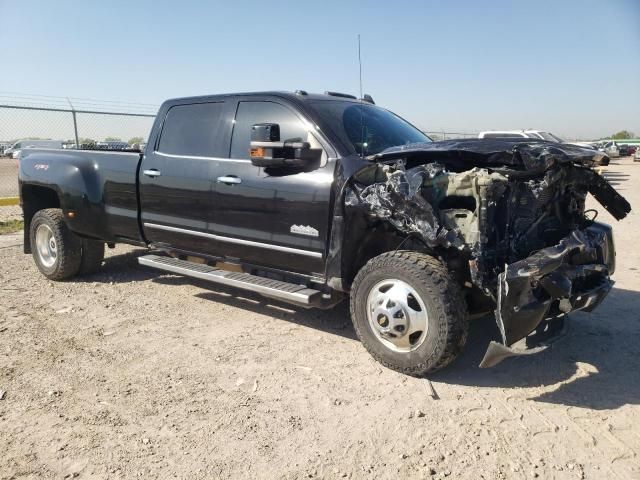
19, 149, 143, 243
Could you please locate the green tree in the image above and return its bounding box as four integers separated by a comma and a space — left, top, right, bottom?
104, 137, 122, 142
128, 136, 144, 145
611, 130, 634, 140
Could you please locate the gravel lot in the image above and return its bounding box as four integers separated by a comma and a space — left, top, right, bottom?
1, 158, 639, 479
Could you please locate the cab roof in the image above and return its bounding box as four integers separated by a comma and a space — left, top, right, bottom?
163, 91, 370, 106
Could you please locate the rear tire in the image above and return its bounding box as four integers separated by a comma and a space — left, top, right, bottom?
29, 208, 82, 280
350, 251, 468, 376
80, 239, 105, 275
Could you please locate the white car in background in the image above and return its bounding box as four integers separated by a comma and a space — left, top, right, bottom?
6, 139, 64, 159
478, 130, 564, 142
599, 141, 620, 158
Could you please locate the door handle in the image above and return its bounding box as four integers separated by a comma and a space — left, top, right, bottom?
143, 169, 161, 177
217, 175, 242, 185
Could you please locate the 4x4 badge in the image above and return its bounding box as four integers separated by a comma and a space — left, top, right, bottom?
290, 224, 319, 237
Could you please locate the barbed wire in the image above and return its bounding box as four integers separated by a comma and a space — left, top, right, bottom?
0, 92, 159, 115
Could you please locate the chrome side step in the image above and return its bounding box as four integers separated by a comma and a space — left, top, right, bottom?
138, 254, 322, 306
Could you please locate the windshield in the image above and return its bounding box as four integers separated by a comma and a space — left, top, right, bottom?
309, 100, 430, 155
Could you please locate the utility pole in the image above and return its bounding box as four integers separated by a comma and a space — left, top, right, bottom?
66, 98, 80, 149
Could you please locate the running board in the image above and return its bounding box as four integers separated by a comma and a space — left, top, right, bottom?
138, 254, 323, 306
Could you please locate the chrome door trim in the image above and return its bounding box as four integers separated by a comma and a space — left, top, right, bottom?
154, 151, 251, 163
143, 222, 322, 259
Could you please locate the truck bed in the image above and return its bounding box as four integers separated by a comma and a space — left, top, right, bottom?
19, 148, 143, 243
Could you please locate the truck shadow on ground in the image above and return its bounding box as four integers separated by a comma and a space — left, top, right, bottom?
129, 263, 358, 340
192, 287, 357, 340
88, 251, 639, 410
600, 159, 634, 189
78, 248, 165, 283
601, 171, 630, 188
432, 286, 640, 410
82, 249, 355, 339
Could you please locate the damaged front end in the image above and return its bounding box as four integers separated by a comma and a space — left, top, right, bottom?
343, 139, 630, 367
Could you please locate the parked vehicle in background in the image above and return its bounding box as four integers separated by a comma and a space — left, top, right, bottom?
478, 130, 564, 142
479, 131, 529, 139
618, 144, 637, 156
5, 139, 63, 159
18, 91, 631, 374
635, 146, 640, 162
599, 141, 620, 158
96, 141, 130, 150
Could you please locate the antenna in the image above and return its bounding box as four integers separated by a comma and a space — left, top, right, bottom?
358, 34, 366, 158
358, 34, 363, 100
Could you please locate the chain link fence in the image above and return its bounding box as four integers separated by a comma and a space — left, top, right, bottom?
0, 95, 478, 202
1, 102, 156, 201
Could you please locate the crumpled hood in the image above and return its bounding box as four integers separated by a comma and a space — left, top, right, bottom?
369, 139, 608, 172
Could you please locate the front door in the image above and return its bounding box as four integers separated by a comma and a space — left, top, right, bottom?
209, 100, 336, 276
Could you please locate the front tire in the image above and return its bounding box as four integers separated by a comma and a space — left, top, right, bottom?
30, 208, 82, 280
350, 251, 468, 376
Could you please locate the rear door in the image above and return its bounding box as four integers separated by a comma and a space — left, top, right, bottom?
208, 99, 336, 276
139, 100, 233, 256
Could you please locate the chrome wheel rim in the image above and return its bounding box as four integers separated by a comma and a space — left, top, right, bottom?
366, 279, 428, 352
35, 224, 57, 268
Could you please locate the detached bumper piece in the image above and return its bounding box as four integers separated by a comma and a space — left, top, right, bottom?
480, 314, 569, 368
480, 222, 615, 368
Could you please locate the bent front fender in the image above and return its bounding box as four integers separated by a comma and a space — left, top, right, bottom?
495, 222, 615, 346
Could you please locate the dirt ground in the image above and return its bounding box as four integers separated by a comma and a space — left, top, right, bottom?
1, 158, 639, 480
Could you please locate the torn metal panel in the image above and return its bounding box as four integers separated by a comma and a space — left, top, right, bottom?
479, 315, 569, 368
574, 167, 631, 220
495, 222, 615, 346
345, 162, 507, 251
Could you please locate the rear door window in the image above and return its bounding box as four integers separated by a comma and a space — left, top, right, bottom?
230, 101, 309, 159
157, 102, 226, 157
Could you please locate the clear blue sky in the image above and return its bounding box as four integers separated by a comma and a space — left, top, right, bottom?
1, 0, 639, 139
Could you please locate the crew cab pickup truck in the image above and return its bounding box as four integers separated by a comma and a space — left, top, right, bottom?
19, 91, 631, 374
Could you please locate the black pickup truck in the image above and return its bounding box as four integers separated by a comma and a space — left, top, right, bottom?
18, 91, 631, 374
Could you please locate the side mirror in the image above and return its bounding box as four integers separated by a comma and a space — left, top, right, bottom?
249, 123, 321, 167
